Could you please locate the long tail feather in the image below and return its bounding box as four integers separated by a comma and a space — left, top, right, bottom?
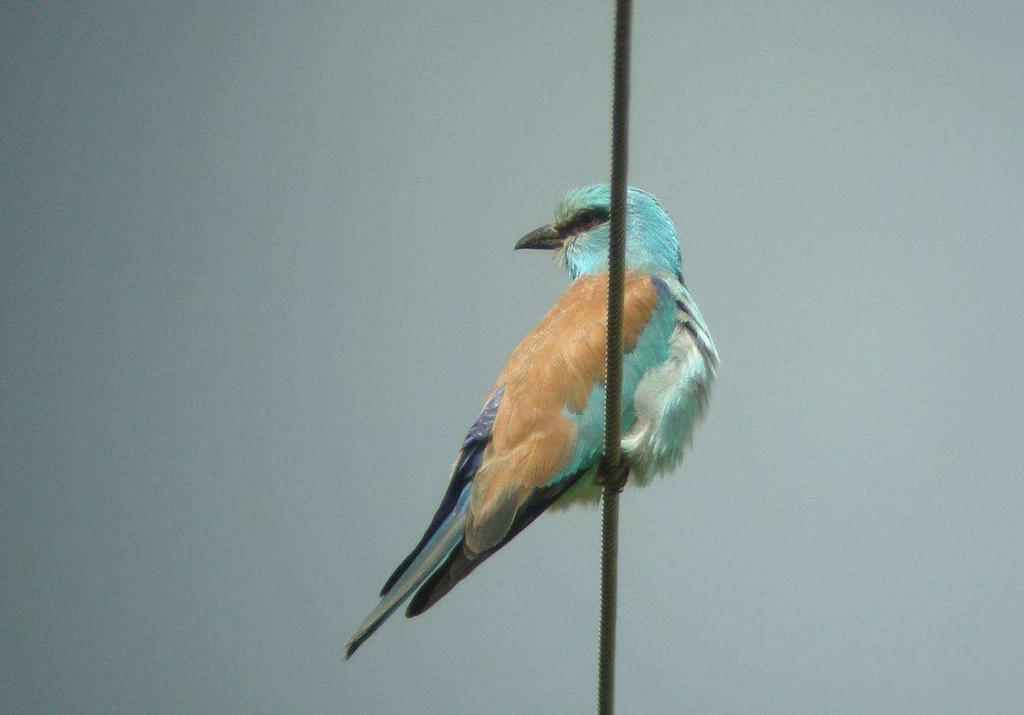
343, 487, 469, 659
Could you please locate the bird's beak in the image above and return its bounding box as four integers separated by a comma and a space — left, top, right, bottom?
514, 224, 564, 251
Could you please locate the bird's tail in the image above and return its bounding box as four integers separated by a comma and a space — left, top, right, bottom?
343, 487, 469, 660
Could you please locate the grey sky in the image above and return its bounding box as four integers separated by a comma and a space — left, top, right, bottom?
3, 1, 1024, 712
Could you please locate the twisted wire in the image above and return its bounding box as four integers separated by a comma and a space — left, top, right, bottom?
598, 0, 632, 713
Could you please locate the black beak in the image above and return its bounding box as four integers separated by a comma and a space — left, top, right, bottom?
514, 224, 564, 251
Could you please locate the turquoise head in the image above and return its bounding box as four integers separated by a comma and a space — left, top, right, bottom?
515, 185, 683, 280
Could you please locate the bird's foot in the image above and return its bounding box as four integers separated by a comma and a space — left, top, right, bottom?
595, 455, 630, 493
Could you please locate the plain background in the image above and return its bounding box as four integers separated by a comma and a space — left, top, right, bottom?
3, 1, 1023, 712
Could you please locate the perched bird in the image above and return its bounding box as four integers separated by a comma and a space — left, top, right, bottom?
344, 185, 718, 659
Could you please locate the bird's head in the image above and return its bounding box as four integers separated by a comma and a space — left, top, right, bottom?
515, 185, 682, 280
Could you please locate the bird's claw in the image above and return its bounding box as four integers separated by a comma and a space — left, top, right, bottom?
595, 455, 630, 493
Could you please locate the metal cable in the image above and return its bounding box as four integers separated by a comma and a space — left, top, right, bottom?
597, 0, 632, 713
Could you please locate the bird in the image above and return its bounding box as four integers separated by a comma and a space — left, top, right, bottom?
344, 185, 718, 659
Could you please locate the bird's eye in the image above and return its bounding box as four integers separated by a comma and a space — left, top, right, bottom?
565, 208, 610, 236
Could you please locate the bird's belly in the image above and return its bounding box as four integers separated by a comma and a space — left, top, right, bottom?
621, 333, 714, 485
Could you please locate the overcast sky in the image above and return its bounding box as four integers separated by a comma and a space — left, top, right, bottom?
4, 1, 1024, 712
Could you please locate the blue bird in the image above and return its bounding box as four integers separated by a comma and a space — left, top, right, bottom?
345, 185, 718, 658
